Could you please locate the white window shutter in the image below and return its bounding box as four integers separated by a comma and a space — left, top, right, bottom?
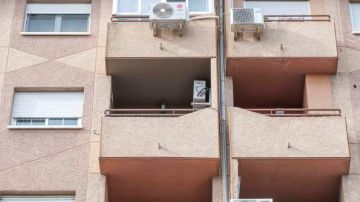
12, 92, 84, 118
244, 1, 310, 15
26, 3, 91, 14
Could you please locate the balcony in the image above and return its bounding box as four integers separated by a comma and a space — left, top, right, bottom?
228, 107, 350, 202
99, 57, 219, 202
227, 15, 338, 76
106, 17, 217, 59
99, 108, 219, 202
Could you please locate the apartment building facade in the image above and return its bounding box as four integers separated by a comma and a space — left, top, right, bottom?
0, 0, 359, 202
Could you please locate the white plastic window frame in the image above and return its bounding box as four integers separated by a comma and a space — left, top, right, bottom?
10, 117, 83, 129
350, 3, 360, 34
22, 3, 91, 35
113, 0, 214, 16
243, 0, 311, 16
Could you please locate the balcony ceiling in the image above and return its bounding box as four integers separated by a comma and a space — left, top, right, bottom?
100, 158, 219, 202
238, 158, 349, 202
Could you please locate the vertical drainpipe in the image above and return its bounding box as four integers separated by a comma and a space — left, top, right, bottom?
218, 0, 229, 201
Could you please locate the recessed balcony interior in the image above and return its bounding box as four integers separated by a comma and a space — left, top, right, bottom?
227, 58, 336, 109
107, 58, 211, 109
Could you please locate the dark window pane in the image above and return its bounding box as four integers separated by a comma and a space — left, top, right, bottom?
48, 118, 64, 125
31, 118, 46, 125
60, 14, 89, 32
63, 118, 78, 126
16, 118, 31, 126
27, 14, 56, 32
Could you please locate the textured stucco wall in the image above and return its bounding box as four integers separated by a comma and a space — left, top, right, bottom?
86, 0, 113, 202
227, 0, 337, 58
340, 175, 360, 202
228, 107, 349, 158
226, 21, 337, 58
0, 0, 100, 201
325, 0, 360, 201
212, 177, 223, 202
101, 108, 219, 158
106, 20, 217, 58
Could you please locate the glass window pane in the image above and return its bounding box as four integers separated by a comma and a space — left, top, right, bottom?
48, 118, 64, 126
351, 3, 360, 31
141, 0, 161, 14
189, 0, 209, 12
16, 118, 31, 126
27, 14, 56, 32
244, 1, 310, 15
64, 118, 78, 126
31, 118, 46, 126
60, 14, 89, 32
118, 0, 138, 13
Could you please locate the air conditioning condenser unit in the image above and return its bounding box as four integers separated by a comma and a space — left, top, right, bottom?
149, 2, 189, 37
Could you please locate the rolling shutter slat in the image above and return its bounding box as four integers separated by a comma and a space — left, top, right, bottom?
12, 92, 84, 118
244, 1, 310, 15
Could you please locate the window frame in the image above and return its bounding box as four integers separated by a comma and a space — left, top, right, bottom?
10, 117, 83, 129
243, 0, 311, 16
113, 0, 214, 16
8, 92, 84, 130
350, 3, 360, 34
0, 195, 75, 202
22, 3, 92, 35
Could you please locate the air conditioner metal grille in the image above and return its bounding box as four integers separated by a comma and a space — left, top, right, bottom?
153, 3, 174, 18
233, 8, 255, 24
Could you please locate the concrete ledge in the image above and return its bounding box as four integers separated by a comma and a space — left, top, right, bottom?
229, 107, 350, 158
100, 108, 219, 158
106, 20, 217, 58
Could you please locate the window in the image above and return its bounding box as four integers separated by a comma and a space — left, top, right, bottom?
10, 92, 84, 129
114, 0, 213, 15
350, 3, 360, 33
0, 195, 75, 202
24, 4, 91, 33
244, 1, 310, 15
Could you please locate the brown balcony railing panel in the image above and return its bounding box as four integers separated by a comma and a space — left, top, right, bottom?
246, 108, 341, 117
104, 108, 197, 117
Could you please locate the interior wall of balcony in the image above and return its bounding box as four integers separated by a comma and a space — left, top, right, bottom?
108, 58, 212, 109
303, 74, 334, 109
